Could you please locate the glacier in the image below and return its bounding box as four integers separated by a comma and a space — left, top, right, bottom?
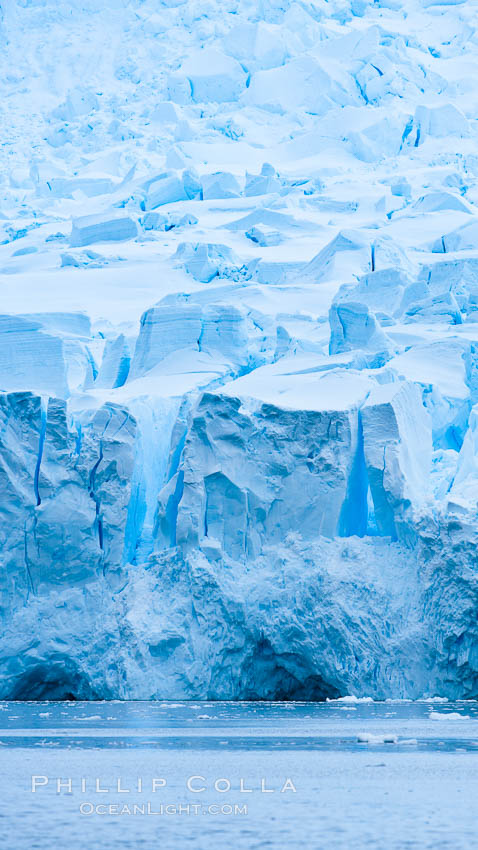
1, 0, 478, 700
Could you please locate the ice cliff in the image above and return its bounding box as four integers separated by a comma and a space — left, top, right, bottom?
1, 0, 478, 700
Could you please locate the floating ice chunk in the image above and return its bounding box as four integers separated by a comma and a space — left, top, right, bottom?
424, 697, 449, 703
201, 172, 241, 200
70, 212, 137, 247
429, 711, 468, 719
357, 732, 398, 743
328, 695, 374, 703
168, 48, 247, 104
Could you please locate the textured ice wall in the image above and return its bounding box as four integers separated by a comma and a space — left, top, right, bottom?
1, 0, 478, 699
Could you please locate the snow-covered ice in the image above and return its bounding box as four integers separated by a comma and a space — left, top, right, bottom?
2, 0, 478, 699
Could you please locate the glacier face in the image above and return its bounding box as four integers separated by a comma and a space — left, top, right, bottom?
1, 0, 478, 699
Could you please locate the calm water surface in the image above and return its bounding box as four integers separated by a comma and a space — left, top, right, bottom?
0, 699, 477, 849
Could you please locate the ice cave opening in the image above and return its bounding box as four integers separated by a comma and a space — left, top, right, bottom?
10, 659, 98, 701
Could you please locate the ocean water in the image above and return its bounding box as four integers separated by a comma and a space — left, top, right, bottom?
1, 700, 478, 849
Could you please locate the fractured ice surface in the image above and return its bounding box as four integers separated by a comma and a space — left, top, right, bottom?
70, 213, 138, 247
168, 48, 247, 104
2, 0, 478, 700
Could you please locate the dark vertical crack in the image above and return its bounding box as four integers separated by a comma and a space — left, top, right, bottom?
89, 439, 105, 555
197, 318, 205, 352
88, 408, 113, 567
204, 486, 209, 538
33, 399, 47, 507
23, 525, 35, 598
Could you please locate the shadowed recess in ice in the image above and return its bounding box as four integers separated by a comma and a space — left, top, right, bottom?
1, 0, 478, 699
